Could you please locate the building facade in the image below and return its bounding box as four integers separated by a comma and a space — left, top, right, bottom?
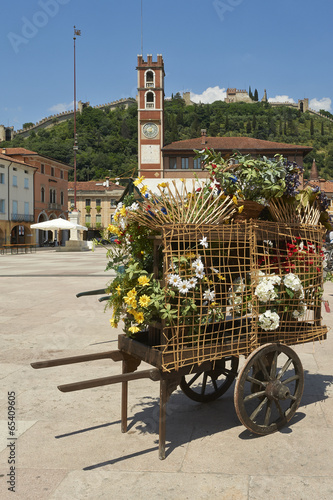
3, 148, 72, 245
0, 152, 36, 245
68, 178, 125, 239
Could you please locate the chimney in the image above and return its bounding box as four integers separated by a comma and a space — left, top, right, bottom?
201, 129, 207, 145
2, 148, 6, 154
105, 176, 110, 188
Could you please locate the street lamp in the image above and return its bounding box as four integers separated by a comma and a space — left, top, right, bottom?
73, 26, 81, 210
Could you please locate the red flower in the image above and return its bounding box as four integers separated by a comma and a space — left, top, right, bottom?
114, 239, 121, 245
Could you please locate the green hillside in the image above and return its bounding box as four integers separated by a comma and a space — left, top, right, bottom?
2, 96, 333, 181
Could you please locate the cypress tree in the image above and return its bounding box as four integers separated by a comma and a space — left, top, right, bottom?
254, 89, 259, 102
310, 118, 314, 136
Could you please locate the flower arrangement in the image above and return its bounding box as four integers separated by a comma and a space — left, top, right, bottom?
196, 148, 292, 205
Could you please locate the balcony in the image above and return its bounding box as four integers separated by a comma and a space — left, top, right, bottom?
11, 213, 34, 222
48, 203, 62, 210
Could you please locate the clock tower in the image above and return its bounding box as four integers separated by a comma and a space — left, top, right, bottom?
137, 54, 165, 178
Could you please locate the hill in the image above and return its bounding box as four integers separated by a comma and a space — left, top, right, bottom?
2, 97, 333, 181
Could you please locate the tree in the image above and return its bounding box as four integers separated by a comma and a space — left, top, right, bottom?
253, 89, 259, 102
23, 122, 34, 129
310, 118, 314, 136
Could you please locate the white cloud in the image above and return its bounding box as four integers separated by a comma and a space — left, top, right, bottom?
309, 97, 331, 112
268, 95, 296, 104
48, 101, 75, 114
190, 86, 227, 104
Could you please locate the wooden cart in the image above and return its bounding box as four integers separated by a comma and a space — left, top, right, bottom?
31, 221, 327, 459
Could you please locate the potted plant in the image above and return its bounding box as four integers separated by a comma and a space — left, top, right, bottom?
85, 205, 91, 214
96, 205, 101, 213
195, 148, 294, 219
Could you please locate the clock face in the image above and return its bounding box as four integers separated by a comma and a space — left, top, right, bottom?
142, 122, 158, 139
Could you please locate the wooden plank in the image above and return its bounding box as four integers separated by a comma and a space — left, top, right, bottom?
31, 350, 124, 369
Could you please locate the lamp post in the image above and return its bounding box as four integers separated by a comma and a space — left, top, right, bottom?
73, 26, 81, 210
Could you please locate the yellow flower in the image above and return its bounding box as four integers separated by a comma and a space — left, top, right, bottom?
108, 224, 121, 236
139, 295, 151, 307
128, 326, 140, 334
127, 288, 137, 298
140, 185, 148, 195
110, 317, 118, 328
133, 176, 145, 186
180, 178, 185, 183
134, 311, 144, 324
141, 250, 144, 254
158, 182, 168, 188
120, 206, 127, 217
138, 275, 150, 286
114, 212, 119, 222
218, 274, 226, 281
116, 285, 122, 295
124, 296, 137, 309
238, 205, 244, 214
232, 195, 238, 205
127, 308, 136, 315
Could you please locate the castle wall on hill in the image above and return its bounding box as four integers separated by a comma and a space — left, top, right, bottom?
14, 98, 136, 138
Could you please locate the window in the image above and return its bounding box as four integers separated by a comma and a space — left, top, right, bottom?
96, 214, 102, 224
146, 91, 155, 109
12, 200, 18, 215
24, 202, 29, 215
110, 199, 117, 207
85, 198, 91, 207
51, 167, 55, 177
181, 157, 189, 169
96, 199, 101, 207
110, 214, 114, 223
41, 164, 45, 174
193, 157, 202, 170
85, 214, 91, 224
60, 191, 64, 206
13, 175, 17, 187
24, 178, 29, 189
41, 187, 45, 202
0, 172, 4, 184
49, 189, 53, 203
70, 198, 74, 207
169, 158, 177, 169
60, 170, 64, 179
145, 70, 155, 88
0, 199, 5, 213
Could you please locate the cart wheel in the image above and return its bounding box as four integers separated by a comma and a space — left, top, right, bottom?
234, 343, 304, 435
180, 357, 239, 403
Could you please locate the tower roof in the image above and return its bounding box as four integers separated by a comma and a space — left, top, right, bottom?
310, 158, 319, 180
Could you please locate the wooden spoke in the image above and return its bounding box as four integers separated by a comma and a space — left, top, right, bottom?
234, 343, 304, 435
180, 357, 239, 403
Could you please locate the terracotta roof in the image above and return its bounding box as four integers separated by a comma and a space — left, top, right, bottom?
0, 152, 37, 169
162, 136, 313, 155
304, 179, 333, 194
3, 147, 72, 169
2, 147, 38, 155
68, 181, 125, 192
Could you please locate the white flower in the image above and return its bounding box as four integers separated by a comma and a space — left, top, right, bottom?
168, 274, 182, 287
203, 289, 215, 301
192, 258, 204, 272
255, 279, 277, 303
259, 310, 280, 331
177, 280, 191, 294
187, 277, 198, 289
263, 240, 273, 247
211, 267, 219, 274
196, 270, 205, 279
292, 302, 307, 318
129, 202, 139, 211
199, 236, 208, 248
119, 218, 127, 230
283, 273, 303, 292
116, 202, 123, 211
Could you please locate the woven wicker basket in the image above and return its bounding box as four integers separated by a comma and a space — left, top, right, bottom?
232, 200, 264, 221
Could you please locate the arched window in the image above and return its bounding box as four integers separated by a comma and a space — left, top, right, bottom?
145, 70, 154, 88
60, 191, 64, 206
41, 187, 45, 203
49, 189, 53, 203
146, 91, 155, 109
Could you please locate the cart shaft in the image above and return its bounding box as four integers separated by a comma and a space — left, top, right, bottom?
31, 350, 124, 369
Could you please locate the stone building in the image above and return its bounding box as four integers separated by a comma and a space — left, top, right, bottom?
68, 178, 125, 240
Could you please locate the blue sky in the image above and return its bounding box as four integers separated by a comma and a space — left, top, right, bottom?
2, 0, 332, 130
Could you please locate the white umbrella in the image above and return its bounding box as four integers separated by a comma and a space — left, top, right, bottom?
31, 218, 88, 231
